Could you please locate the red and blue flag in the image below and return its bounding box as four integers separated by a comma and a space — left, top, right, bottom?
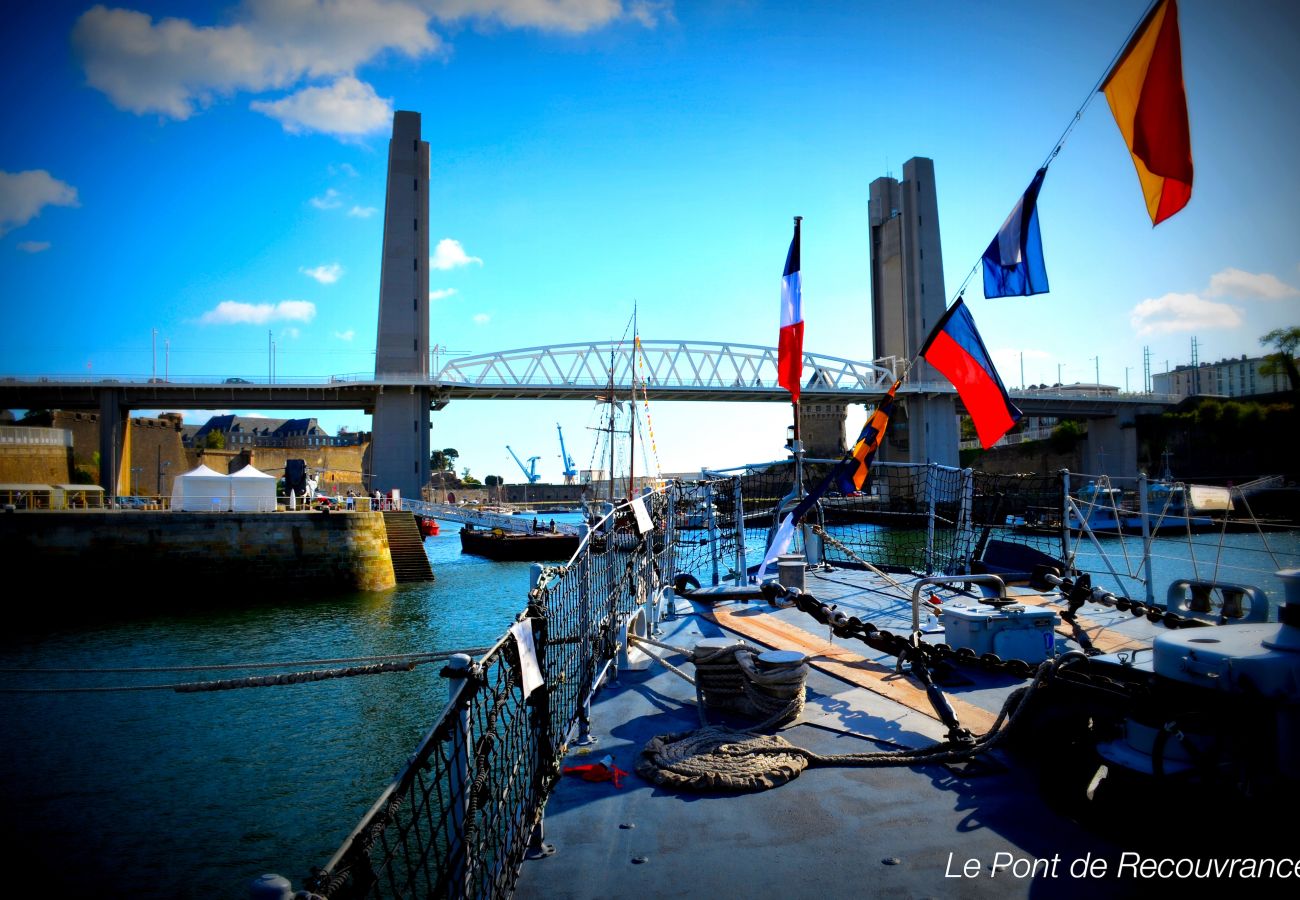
919, 299, 1022, 449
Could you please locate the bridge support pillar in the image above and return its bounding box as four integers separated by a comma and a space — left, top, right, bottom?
1081, 412, 1139, 481
370, 387, 431, 499
903, 395, 959, 468
97, 389, 127, 496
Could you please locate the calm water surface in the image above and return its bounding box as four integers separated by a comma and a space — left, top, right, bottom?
1, 517, 1295, 897
0, 522, 542, 898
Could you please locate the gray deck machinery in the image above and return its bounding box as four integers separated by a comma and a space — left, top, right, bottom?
1017, 567, 1300, 838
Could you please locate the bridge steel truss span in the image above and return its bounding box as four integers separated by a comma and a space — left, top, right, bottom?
432, 340, 900, 403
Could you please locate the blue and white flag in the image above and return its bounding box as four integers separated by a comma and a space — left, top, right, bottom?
982, 168, 1050, 298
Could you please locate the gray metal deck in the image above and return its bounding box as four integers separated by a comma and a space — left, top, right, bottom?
514, 566, 1157, 898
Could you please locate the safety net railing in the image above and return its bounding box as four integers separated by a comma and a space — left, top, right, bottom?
697, 461, 1067, 578
301, 487, 676, 899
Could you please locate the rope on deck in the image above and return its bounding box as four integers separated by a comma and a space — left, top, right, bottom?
627, 635, 808, 730
637, 654, 1064, 794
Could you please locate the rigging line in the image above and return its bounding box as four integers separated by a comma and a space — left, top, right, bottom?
0, 659, 436, 693
0, 647, 493, 675
944, 0, 1163, 311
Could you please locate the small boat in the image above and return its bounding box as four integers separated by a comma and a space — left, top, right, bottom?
417, 515, 440, 537
458, 523, 578, 561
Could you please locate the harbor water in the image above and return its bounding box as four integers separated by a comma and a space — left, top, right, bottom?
1, 518, 1296, 897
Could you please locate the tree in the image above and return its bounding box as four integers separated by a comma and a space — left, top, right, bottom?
442, 448, 459, 470
430, 450, 447, 472
1259, 326, 1300, 392
203, 430, 225, 450
484, 474, 501, 501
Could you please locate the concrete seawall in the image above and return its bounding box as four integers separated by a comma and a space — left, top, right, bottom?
0, 511, 398, 598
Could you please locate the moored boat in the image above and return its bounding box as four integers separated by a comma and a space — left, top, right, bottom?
458, 523, 579, 561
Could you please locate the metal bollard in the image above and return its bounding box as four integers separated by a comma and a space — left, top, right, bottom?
248, 874, 292, 900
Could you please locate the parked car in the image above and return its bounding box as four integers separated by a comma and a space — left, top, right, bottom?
225, 377, 252, 384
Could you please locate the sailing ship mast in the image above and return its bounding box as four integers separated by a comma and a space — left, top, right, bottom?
628, 304, 636, 501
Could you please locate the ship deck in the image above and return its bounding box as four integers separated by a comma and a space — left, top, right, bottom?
514, 565, 1171, 898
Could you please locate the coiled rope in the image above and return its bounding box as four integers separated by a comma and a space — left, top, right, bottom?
627, 635, 808, 730
636, 654, 1067, 793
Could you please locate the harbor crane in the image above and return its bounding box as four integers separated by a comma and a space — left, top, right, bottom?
556, 424, 577, 485
506, 446, 541, 484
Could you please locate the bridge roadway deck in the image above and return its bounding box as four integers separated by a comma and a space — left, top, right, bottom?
0, 376, 1173, 418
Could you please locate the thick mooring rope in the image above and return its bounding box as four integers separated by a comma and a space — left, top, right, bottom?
627, 635, 808, 731
637, 656, 1059, 793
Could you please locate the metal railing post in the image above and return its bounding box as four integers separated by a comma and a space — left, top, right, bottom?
957, 467, 974, 573
443, 653, 474, 899
1060, 469, 1072, 566
1137, 470, 1155, 606
731, 476, 747, 586
704, 480, 721, 586
925, 464, 938, 576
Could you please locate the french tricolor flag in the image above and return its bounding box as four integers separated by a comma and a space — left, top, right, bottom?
778, 217, 803, 403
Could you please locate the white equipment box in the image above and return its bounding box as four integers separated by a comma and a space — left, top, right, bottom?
942, 602, 1058, 664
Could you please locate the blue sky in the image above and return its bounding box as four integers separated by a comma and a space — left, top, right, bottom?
2, 0, 1297, 481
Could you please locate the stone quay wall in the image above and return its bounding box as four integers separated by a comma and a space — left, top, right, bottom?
0, 510, 397, 598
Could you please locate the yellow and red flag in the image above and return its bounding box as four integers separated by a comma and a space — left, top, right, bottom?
1102, 0, 1193, 225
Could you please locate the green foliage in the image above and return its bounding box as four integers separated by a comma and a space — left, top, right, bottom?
1259, 325, 1300, 391
430, 447, 460, 472
70, 465, 97, 485
203, 430, 225, 449
461, 473, 482, 486
1048, 420, 1085, 454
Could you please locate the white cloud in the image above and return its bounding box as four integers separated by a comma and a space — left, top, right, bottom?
473, 312, 490, 325
300, 262, 343, 284
1205, 267, 1299, 301
71, 2, 656, 143
348, 204, 378, 217
199, 299, 317, 325
310, 188, 342, 209
0, 170, 79, 235
430, 287, 457, 300
329, 162, 358, 177
71, 2, 439, 120
430, 0, 668, 32
17, 241, 52, 253
431, 237, 483, 270
1130, 292, 1243, 336
282, 326, 301, 339
251, 76, 392, 138
334, 329, 355, 341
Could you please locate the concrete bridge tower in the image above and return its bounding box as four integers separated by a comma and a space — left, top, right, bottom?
370, 111, 431, 497
868, 157, 959, 468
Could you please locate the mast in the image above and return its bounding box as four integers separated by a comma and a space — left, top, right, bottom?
629, 303, 637, 500
607, 348, 616, 503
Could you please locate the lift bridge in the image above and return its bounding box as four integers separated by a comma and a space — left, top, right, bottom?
0, 337, 1174, 498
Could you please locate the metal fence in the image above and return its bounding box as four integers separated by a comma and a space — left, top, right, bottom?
302, 489, 675, 899
695, 461, 1066, 579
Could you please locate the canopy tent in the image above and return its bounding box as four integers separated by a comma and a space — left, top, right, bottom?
229, 464, 277, 512
170, 464, 231, 511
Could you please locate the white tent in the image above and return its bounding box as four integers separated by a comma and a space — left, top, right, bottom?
170, 463, 231, 511
229, 464, 277, 512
